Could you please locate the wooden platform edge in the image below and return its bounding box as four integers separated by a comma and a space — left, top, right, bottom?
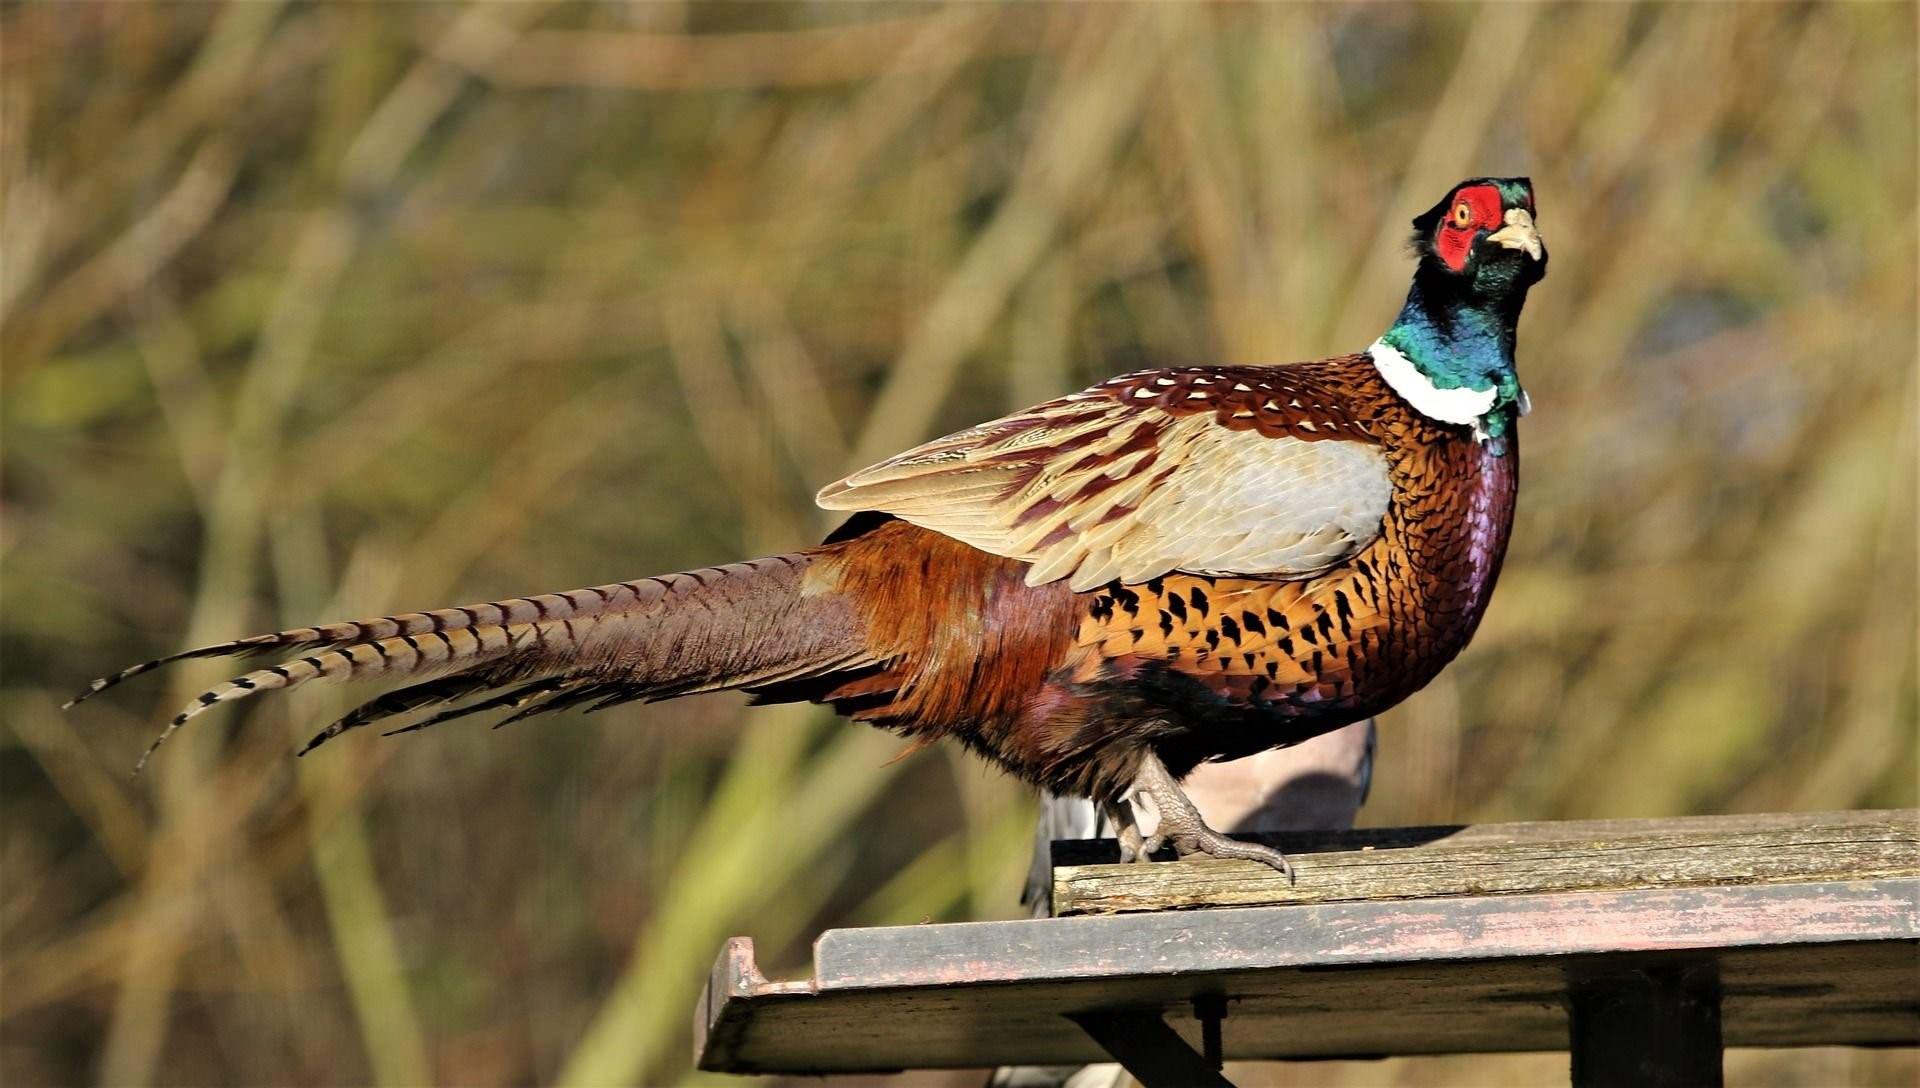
695, 811, 1920, 1076
1052, 808, 1920, 916
806, 878, 1919, 988
695, 937, 823, 1076
696, 877, 1919, 1072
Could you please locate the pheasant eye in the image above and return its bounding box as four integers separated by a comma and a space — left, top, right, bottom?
1451, 202, 1474, 229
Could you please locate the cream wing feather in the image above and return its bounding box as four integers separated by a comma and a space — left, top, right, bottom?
816, 377, 1392, 592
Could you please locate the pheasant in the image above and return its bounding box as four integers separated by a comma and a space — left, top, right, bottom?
71, 177, 1546, 877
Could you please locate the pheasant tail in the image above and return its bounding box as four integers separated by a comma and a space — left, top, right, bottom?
76, 553, 873, 771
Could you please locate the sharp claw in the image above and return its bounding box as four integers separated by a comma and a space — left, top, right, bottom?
1168, 830, 1294, 880
1125, 747, 1297, 880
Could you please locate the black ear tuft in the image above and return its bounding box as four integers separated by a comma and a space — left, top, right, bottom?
1411, 191, 1452, 234
1408, 189, 1452, 256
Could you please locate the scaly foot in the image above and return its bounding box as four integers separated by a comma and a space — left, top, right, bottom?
1132, 750, 1295, 882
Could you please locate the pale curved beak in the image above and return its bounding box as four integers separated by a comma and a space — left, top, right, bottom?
1486, 207, 1543, 260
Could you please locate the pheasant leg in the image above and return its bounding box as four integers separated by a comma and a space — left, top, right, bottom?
1133, 749, 1295, 881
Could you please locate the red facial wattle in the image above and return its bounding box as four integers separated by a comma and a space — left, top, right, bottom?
1434, 184, 1504, 272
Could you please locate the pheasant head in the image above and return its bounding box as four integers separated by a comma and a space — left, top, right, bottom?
1372, 177, 1548, 444
1414, 177, 1547, 294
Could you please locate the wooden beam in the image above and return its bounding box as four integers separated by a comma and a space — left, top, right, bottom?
696, 877, 1918, 1073
1570, 964, 1724, 1088
1067, 1009, 1234, 1088
1052, 809, 1917, 917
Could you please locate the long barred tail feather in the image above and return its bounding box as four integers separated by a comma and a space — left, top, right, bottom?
61, 639, 287, 710
132, 625, 529, 773
64, 576, 710, 710
89, 553, 872, 772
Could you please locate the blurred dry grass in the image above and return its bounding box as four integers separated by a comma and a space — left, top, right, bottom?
1, 3, 1913, 1086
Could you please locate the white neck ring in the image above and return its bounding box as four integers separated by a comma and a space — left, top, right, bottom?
1367, 338, 1499, 427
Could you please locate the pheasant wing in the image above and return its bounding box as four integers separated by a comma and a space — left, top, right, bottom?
817, 366, 1391, 592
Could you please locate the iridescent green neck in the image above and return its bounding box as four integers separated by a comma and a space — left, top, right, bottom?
1378, 273, 1525, 439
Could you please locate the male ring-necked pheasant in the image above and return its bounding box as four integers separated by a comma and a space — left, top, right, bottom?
72, 178, 1546, 876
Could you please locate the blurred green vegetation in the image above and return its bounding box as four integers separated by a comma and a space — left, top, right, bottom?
1, 3, 1913, 1086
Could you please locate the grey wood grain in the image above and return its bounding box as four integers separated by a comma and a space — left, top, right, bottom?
1052, 809, 1918, 916
809, 880, 1915, 987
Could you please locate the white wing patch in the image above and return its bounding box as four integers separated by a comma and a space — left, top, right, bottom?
817, 394, 1392, 592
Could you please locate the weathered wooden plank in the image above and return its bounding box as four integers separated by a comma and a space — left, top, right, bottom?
1050, 809, 1916, 867
1053, 809, 1919, 916
697, 938, 1918, 1073
696, 875, 1919, 1073
815, 880, 1915, 987
697, 812, 1920, 1075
